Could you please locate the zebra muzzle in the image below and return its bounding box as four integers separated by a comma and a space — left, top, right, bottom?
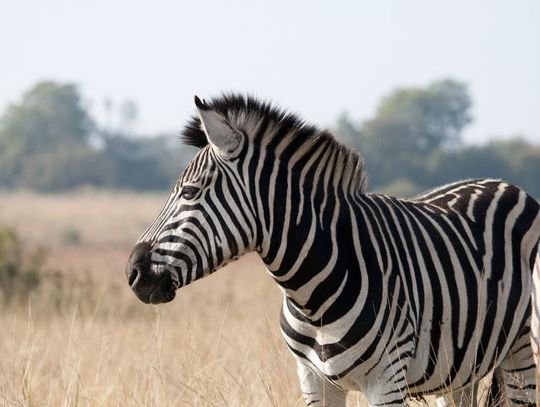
126, 242, 177, 304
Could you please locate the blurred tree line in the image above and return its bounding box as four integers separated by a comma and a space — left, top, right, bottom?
335, 79, 540, 197
0, 81, 196, 191
0, 80, 538, 196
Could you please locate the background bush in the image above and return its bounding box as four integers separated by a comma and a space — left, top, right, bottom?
0, 226, 43, 304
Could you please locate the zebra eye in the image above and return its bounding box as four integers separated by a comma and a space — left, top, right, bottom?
181, 186, 200, 200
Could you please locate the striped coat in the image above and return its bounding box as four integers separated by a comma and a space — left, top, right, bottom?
126, 94, 540, 406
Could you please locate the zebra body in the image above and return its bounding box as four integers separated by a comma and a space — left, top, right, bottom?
281, 179, 540, 405
126, 94, 540, 406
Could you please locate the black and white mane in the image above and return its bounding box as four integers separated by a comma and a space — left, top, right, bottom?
181, 93, 368, 194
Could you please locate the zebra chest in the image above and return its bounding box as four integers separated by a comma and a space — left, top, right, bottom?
279, 298, 385, 388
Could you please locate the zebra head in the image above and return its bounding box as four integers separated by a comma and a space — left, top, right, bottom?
126, 96, 260, 304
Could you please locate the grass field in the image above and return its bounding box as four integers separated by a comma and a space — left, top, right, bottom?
0, 191, 445, 406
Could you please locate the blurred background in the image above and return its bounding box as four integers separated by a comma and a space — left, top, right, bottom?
0, 1, 538, 405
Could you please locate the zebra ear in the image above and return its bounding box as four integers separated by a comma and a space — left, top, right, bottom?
194, 96, 240, 155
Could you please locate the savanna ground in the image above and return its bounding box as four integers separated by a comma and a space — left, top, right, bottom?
0, 191, 482, 406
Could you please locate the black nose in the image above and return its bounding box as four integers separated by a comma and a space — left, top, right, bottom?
126, 242, 152, 287
126, 242, 176, 304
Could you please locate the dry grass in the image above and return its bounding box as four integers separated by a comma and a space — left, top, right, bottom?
0, 191, 300, 406
0, 191, 442, 406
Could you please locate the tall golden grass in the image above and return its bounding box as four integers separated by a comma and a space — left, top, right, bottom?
0, 191, 442, 406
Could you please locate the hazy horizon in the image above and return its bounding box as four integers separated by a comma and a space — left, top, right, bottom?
1, 0, 539, 144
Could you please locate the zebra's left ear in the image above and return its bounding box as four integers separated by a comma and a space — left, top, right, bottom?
194, 96, 241, 155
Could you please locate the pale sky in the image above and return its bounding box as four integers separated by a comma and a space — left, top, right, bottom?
1, 0, 539, 144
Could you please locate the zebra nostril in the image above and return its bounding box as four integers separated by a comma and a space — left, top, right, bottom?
128, 267, 139, 287
126, 242, 152, 288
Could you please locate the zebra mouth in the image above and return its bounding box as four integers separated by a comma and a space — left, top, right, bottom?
131, 272, 177, 304
146, 271, 177, 304
126, 242, 179, 305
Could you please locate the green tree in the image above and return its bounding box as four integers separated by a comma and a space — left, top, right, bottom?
0, 81, 94, 186
101, 133, 195, 190
334, 113, 361, 147
375, 79, 472, 152
517, 149, 540, 196
426, 146, 514, 187
484, 138, 540, 196
361, 114, 427, 188
20, 146, 115, 191
334, 79, 473, 190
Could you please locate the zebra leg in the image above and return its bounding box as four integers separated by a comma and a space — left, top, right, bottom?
363, 370, 409, 406
532, 248, 540, 401
498, 327, 537, 406
482, 368, 505, 407
364, 384, 407, 407
296, 362, 347, 407
435, 382, 479, 406
364, 344, 414, 406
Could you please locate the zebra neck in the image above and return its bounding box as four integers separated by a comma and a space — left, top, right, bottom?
258, 189, 377, 323
248, 131, 370, 320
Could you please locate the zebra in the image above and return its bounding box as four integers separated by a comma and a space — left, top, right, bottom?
126, 94, 540, 406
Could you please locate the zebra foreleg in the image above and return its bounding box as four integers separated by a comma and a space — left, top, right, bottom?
296, 362, 347, 407
363, 370, 409, 406
532, 248, 540, 402
497, 328, 537, 406
435, 383, 479, 407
